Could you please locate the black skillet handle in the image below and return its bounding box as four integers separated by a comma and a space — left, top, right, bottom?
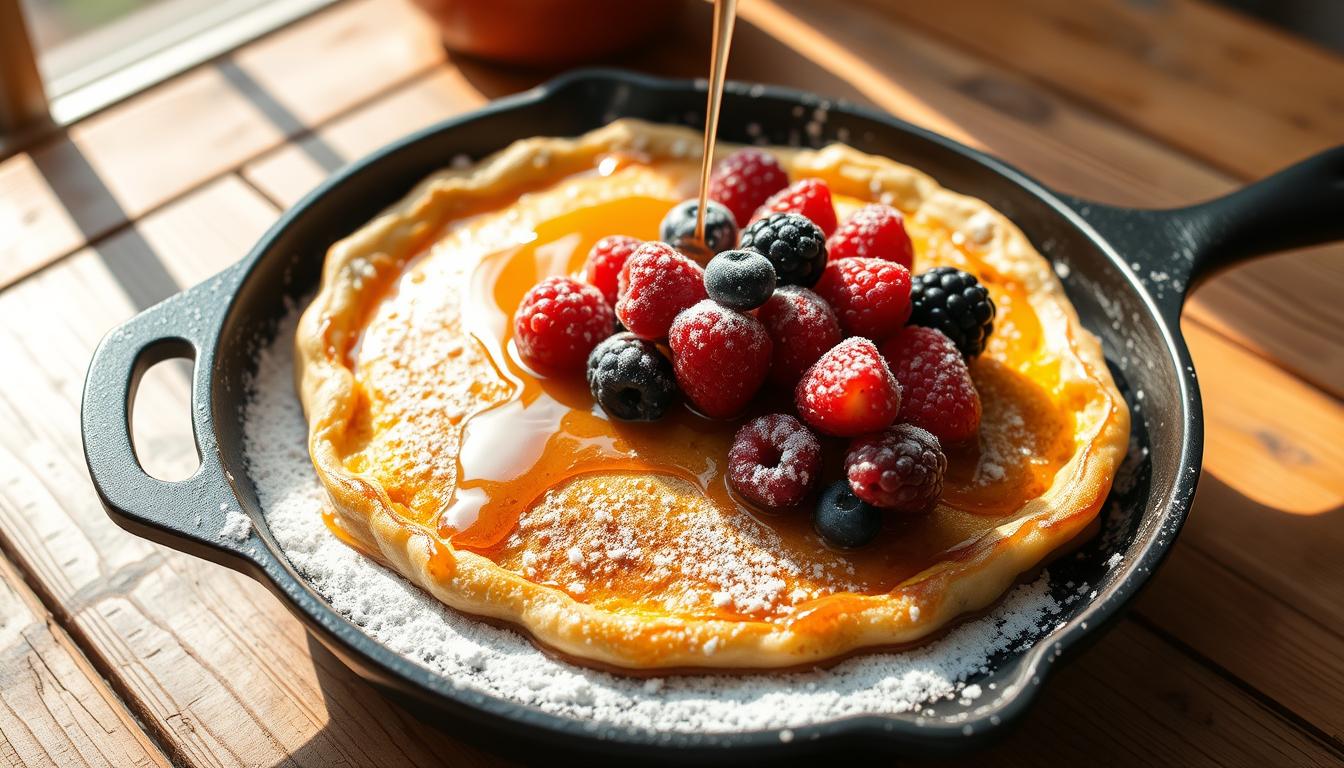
81, 264, 258, 565
1060, 145, 1344, 321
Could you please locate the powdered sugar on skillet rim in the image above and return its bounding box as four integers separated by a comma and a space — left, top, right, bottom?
243, 306, 1065, 734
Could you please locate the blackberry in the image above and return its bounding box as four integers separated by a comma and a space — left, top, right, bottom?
660, 199, 739, 256
739, 212, 827, 287
908, 266, 995, 357
844, 424, 946, 512
586, 333, 677, 421
813, 480, 882, 548
704, 249, 777, 311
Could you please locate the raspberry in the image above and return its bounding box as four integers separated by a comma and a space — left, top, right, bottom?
881, 326, 981, 444
908, 266, 996, 357
728, 414, 822, 509
813, 257, 912, 340
753, 178, 838, 236
586, 333, 678, 421
513, 276, 614, 372
660, 199, 739, 257
795, 337, 901, 437
704, 249, 776, 311
739, 212, 828, 287
757, 286, 842, 389
668, 300, 772, 418
845, 424, 946, 512
826, 204, 914, 269
583, 235, 641, 306
709, 149, 790, 226
616, 242, 707, 339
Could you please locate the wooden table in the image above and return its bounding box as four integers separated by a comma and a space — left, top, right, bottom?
1, 1, 1340, 764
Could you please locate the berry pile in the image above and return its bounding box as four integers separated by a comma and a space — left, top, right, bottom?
511, 149, 1000, 551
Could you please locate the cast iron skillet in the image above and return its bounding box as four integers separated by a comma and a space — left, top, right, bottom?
82, 69, 1344, 761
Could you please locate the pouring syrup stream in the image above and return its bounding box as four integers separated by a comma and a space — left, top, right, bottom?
691, 0, 738, 252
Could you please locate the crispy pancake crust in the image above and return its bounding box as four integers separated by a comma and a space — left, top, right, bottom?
295, 119, 1129, 670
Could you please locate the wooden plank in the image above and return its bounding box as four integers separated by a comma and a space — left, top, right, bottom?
0, 153, 102, 291
230, 0, 445, 130
1188, 247, 1343, 398
964, 622, 1342, 767
0, 66, 283, 290
1136, 540, 1344, 745
0, 554, 168, 768
243, 66, 487, 207
0, 176, 497, 766
869, 0, 1344, 180
0, 0, 447, 292
1185, 320, 1344, 517
1182, 325, 1344, 625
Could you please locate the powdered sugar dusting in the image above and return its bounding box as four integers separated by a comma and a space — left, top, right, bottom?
500, 473, 855, 616
243, 305, 1065, 734
218, 503, 251, 542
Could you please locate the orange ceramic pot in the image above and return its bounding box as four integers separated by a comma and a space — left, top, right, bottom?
410, 0, 683, 67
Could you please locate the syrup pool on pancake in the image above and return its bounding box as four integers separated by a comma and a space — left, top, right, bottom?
341, 155, 1077, 620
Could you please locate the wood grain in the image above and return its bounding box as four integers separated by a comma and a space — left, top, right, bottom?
243, 66, 487, 207
230, 0, 445, 132
1187, 248, 1343, 397
968, 622, 1342, 768
875, 0, 1344, 180
1184, 320, 1344, 515
0, 555, 168, 768
1137, 540, 1344, 745
0, 67, 285, 290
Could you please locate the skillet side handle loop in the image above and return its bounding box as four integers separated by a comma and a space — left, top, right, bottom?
81, 267, 255, 565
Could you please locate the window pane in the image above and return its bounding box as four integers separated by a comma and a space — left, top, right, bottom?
14, 0, 334, 125
23, 0, 277, 96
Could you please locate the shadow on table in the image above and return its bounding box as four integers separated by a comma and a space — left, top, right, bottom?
29, 140, 181, 311
280, 632, 511, 768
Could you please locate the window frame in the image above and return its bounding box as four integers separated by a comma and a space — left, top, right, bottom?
1, 0, 336, 154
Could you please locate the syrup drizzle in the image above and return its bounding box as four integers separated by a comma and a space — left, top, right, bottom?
692, 0, 739, 249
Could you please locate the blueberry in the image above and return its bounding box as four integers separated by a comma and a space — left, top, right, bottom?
704, 249, 777, 311
660, 199, 739, 256
814, 480, 882, 548
586, 333, 678, 421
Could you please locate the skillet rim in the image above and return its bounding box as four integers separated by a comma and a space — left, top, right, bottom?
90, 68, 1202, 758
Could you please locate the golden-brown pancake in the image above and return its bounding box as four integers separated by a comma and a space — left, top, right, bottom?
295, 119, 1129, 670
